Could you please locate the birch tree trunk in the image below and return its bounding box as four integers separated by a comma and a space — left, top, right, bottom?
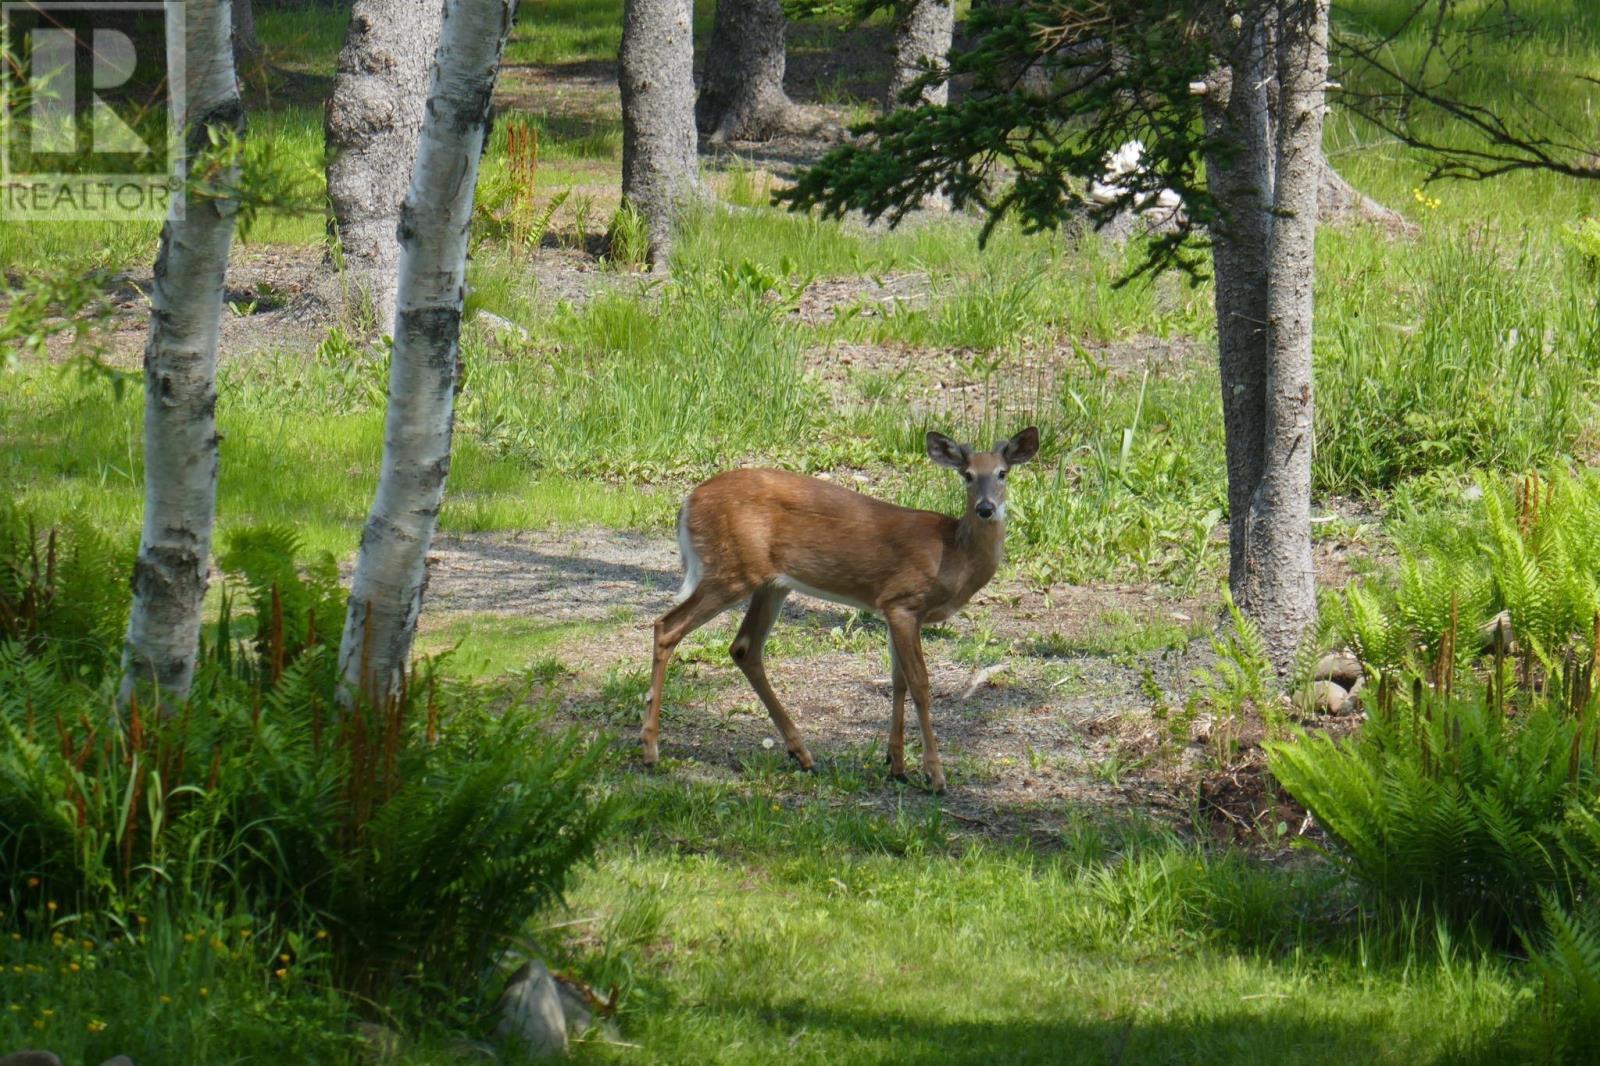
1247, 0, 1327, 671
620, 0, 698, 266
337, 0, 517, 706
696, 0, 799, 143
120, 0, 244, 707
888, 0, 954, 108
325, 0, 443, 334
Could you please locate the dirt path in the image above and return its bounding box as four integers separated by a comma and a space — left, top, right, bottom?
421, 527, 1222, 838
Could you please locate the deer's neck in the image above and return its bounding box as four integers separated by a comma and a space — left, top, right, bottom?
955, 512, 1007, 579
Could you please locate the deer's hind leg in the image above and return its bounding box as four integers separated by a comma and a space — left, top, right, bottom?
731, 584, 814, 770
643, 583, 742, 767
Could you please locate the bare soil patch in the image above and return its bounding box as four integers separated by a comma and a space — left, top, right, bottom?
421, 527, 1237, 839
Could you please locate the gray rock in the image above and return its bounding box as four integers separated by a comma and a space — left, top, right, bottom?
443, 1038, 499, 1062
354, 1022, 405, 1061
1307, 679, 1350, 715
494, 960, 568, 1058
554, 980, 592, 1034
0, 1054, 62, 1066
1312, 650, 1363, 688
1479, 610, 1515, 653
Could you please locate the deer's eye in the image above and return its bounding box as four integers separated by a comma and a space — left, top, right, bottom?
961, 471, 974, 483
998, 469, 1008, 480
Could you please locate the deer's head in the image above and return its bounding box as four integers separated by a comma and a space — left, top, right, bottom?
927, 427, 1040, 522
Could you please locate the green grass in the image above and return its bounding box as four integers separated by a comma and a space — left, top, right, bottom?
542, 773, 1525, 1065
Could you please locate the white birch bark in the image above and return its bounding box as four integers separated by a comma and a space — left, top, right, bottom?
336, 0, 517, 705
120, 0, 244, 707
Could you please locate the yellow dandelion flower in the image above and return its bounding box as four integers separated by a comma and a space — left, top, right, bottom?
41, 1009, 54, 1017
279, 953, 291, 963
315, 930, 328, 940
45, 901, 56, 912
137, 915, 149, 926
68, 963, 80, 973
87, 1019, 107, 1033
31, 1020, 43, 1031
182, 933, 196, 943
26, 877, 39, 888
82, 939, 94, 951
274, 967, 288, 979
199, 986, 210, 998
159, 994, 172, 1005
8, 1004, 21, 1012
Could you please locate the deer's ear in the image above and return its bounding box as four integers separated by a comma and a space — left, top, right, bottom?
926, 431, 970, 470
1000, 427, 1040, 466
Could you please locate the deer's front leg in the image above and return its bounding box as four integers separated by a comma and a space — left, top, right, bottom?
886, 610, 943, 793
887, 645, 908, 781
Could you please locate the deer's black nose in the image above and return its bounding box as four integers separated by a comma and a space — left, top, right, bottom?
976, 502, 996, 520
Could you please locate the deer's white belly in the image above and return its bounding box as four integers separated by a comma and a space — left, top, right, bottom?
774, 574, 876, 614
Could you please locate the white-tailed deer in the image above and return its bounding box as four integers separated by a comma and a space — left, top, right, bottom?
642, 427, 1040, 793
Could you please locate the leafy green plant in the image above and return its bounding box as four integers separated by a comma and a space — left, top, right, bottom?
1273, 472, 1600, 943
1194, 588, 1279, 757
605, 201, 651, 269
0, 518, 613, 1005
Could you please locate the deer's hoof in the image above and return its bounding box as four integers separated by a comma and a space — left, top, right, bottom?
788, 749, 816, 773
889, 770, 909, 785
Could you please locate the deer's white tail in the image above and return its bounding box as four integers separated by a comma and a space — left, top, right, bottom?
672, 499, 702, 606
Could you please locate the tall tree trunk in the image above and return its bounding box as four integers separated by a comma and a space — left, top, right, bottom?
232, 0, 263, 65
1248, 0, 1327, 671
888, 0, 954, 108
120, 0, 244, 707
1201, 16, 1273, 608
621, 0, 698, 266
696, 0, 798, 143
325, 0, 443, 334
337, 0, 517, 706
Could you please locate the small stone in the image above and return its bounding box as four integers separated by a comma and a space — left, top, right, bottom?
1312, 650, 1363, 688
442, 1038, 499, 1062
1479, 610, 1514, 653
354, 1022, 405, 1061
554, 981, 592, 1034
1308, 680, 1350, 715
494, 960, 568, 1059
0, 1054, 62, 1066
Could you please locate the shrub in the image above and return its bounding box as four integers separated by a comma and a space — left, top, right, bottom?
0, 519, 613, 1005
1271, 470, 1600, 943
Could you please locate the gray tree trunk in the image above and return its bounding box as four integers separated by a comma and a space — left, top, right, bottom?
697, 0, 798, 143
621, 0, 698, 266
325, 0, 442, 334
232, 0, 262, 65
1248, 0, 1327, 671
1201, 17, 1273, 607
337, 0, 517, 706
888, 0, 954, 108
1200, 0, 1325, 675
120, 0, 244, 707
